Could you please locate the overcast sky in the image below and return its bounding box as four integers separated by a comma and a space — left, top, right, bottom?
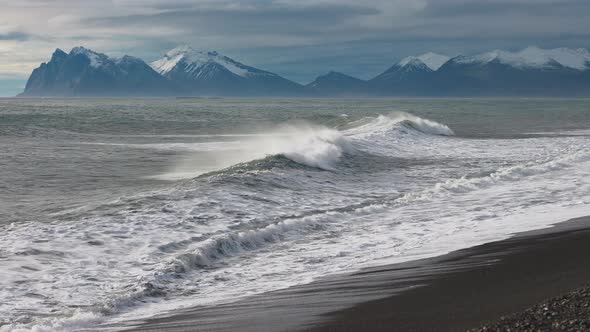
0, 0, 589, 96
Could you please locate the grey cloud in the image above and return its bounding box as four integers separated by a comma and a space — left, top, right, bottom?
86, 3, 379, 35
80, 0, 590, 50
421, 0, 590, 17
0, 31, 31, 41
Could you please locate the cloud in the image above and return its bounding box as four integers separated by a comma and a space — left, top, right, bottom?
0, 31, 31, 41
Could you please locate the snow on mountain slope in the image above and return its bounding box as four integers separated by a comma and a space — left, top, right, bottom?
22, 46, 175, 97
399, 52, 450, 71
455, 46, 590, 70
69, 47, 148, 69
151, 45, 272, 79
543, 47, 590, 70
70, 46, 110, 68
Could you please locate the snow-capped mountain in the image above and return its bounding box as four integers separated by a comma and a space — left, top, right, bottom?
151, 45, 275, 79
18, 45, 590, 97
430, 46, 590, 96
452, 46, 590, 70
367, 46, 590, 96
398, 52, 450, 71
369, 52, 449, 95
22, 47, 175, 97
151, 45, 304, 96
372, 52, 449, 82
305, 71, 368, 96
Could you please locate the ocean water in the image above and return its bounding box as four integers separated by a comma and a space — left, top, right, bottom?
1, 98, 590, 331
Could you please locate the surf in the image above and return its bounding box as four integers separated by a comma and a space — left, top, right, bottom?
102, 113, 456, 180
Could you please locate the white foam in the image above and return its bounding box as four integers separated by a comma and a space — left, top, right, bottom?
344, 112, 454, 137
158, 125, 352, 179
1, 310, 104, 332
87, 113, 450, 181
277, 126, 351, 170
134, 113, 450, 180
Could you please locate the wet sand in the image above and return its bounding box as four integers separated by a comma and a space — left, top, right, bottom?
124, 216, 590, 332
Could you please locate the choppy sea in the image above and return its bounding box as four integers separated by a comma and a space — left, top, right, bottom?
1, 98, 590, 331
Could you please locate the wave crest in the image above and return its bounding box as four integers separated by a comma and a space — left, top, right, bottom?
122, 113, 453, 180
399, 115, 455, 136
345, 113, 454, 137
160, 125, 353, 179
278, 127, 351, 170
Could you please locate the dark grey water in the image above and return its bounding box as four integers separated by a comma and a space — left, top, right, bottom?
2, 98, 589, 224
1, 98, 590, 330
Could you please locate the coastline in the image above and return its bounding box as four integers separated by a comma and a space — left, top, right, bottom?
121, 216, 590, 332
311, 216, 590, 332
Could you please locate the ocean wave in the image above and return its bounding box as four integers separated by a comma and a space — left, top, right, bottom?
85, 113, 453, 180
178, 113, 452, 178
135, 146, 589, 291
164, 213, 337, 271
3, 127, 588, 332
344, 112, 455, 137
164, 146, 589, 276
398, 147, 588, 203
152, 125, 353, 180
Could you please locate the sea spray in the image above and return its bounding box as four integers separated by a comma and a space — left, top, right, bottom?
160, 123, 353, 179
344, 112, 455, 137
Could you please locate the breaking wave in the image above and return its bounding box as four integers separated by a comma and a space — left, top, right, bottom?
83, 113, 453, 181
142, 146, 590, 293
151, 113, 454, 179
344, 112, 455, 137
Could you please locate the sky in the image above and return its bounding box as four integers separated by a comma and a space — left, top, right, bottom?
0, 0, 589, 96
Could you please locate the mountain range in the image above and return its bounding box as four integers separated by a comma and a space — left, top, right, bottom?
22, 47, 175, 97
20, 46, 590, 97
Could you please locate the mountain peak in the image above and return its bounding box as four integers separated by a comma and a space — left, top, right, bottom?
148, 45, 302, 96
306, 71, 366, 94
165, 44, 194, 56
322, 71, 353, 78
152, 45, 253, 77
163, 45, 219, 58
51, 48, 67, 61
22, 46, 174, 97
311, 71, 364, 83
116, 55, 145, 65
399, 52, 450, 71
454, 46, 590, 70
69, 46, 110, 68
399, 57, 424, 67
70, 46, 98, 56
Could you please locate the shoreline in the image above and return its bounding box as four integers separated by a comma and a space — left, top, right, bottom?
123, 216, 590, 331
311, 216, 590, 332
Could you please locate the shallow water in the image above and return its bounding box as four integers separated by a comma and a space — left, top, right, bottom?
1, 98, 590, 331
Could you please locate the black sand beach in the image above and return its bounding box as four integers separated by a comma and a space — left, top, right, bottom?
311, 217, 590, 332
124, 216, 590, 332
